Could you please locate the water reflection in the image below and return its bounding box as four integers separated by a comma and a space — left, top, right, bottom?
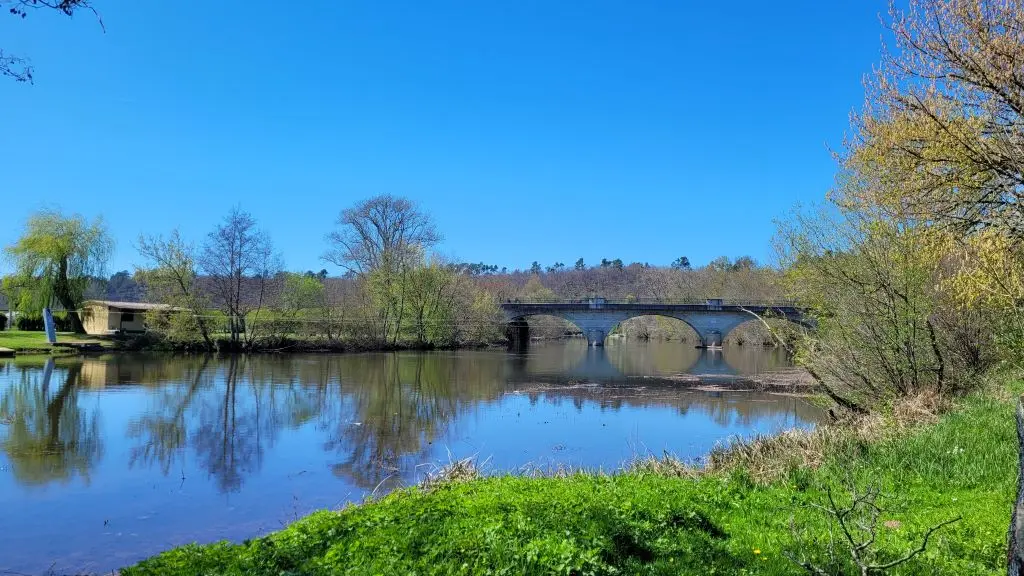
0, 342, 820, 574
0, 358, 103, 486
514, 340, 794, 382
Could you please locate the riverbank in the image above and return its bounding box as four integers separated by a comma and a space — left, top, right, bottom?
0, 330, 112, 354
123, 372, 1018, 575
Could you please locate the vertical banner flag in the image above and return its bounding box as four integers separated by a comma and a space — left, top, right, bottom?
43, 307, 58, 344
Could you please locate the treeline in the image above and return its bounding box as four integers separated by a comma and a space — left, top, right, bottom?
1, 196, 784, 349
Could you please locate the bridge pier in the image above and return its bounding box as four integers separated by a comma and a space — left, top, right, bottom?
584, 329, 606, 347
505, 319, 530, 349
696, 330, 723, 349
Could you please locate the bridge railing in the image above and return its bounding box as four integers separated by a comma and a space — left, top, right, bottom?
500, 298, 802, 308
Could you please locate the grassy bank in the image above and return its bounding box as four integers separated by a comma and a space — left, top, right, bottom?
123, 374, 1018, 575
0, 330, 108, 353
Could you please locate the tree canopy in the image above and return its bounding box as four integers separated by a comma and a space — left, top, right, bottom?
324, 195, 441, 275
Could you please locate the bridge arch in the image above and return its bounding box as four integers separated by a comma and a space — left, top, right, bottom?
608, 314, 701, 345
505, 313, 586, 347
719, 316, 810, 346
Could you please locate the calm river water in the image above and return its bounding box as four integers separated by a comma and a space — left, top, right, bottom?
0, 341, 820, 574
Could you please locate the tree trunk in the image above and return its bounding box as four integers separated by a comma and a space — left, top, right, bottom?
1008, 396, 1024, 575
54, 291, 85, 334
53, 257, 86, 334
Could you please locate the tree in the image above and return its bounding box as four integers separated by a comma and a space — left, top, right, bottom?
198, 208, 280, 348
324, 196, 442, 347
708, 256, 732, 272
324, 195, 440, 275
530, 261, 542, 275
105, 270, 142, 301
574, 258, 585, 270
775, 203, 980, 412
845, 0, 1024, 242
546, 262, 565, 273
3, 0, 103, 83
136, 230, 214, 348
3, 209, 112, 333
730, 256, 756, 271
840, 0, 1024, 358
671, 256, 691, 270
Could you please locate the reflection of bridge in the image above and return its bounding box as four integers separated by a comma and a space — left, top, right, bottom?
506, 345, 759, 385
502, 298, 810, 347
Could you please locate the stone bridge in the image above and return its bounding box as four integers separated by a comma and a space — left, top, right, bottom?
501, 298, 810, 347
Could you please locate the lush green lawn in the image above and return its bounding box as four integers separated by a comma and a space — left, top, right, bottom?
124, 383, 1018, 575
0, 330, 107, 352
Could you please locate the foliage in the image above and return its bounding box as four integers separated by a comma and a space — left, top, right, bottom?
105, 270, 143, 301
846, 0, 1024, 241
941, 230, 1024, 359
136, 230, 214, 348
123, 382, 1018, 575
3, 209, 113, 333
14, 313, 73, 332
777, 210, 965, 411
772, 0, 1024, 409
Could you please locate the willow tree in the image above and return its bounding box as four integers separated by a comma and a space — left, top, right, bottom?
4, 209, 113, 333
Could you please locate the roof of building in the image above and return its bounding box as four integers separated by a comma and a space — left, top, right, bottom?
83, 300, 177, 311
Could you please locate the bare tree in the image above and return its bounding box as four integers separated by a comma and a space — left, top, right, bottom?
199, 208, 280, 349
323, 195, 441, 275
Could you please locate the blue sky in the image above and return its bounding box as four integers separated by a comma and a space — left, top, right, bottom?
0, 1, 885, 275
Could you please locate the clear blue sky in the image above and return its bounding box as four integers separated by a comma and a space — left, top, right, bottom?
0, 1, 886, 275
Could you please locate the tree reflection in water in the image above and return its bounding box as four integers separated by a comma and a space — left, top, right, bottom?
322, 353, 506, 490
0, 344, 819, 496
127, 355, 324, 493
0, 358, 103, 486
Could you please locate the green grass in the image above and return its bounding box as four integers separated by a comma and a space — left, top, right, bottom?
0, 330, 107, 352
123, 382, 1019, 575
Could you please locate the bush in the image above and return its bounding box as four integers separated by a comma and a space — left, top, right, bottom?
15, 314, 74, 332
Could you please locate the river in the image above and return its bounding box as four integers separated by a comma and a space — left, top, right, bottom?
0, 341, 821, 574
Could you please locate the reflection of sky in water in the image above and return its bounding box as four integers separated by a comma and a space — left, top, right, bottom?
0, 342, 820, 575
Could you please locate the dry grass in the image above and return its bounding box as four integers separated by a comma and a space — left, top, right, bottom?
419, 454, 485, 491
628, 391, 951, 484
